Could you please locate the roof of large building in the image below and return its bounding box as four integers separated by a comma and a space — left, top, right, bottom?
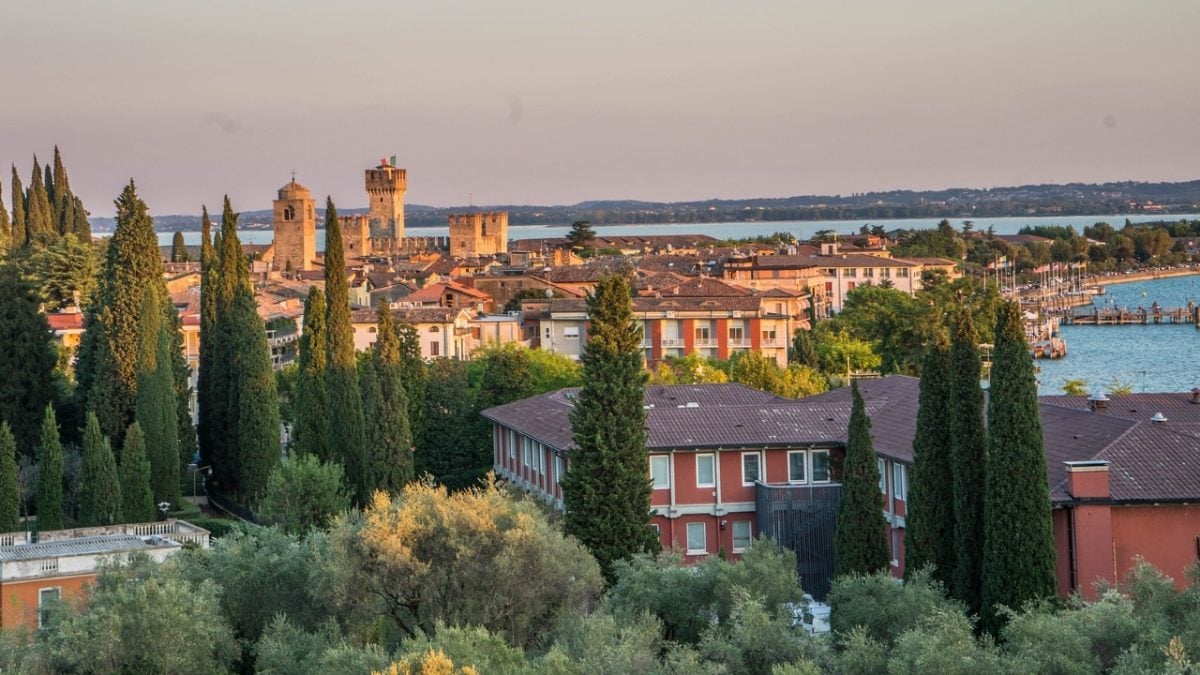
0, 534, 155, 561
483, 375, 1200, 505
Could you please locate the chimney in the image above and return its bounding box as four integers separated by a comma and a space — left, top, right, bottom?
1151, 412, 1168, 424
1190, 388, 1200, 404
1088, 392, 1110, 411
1065, 460, 1111, 499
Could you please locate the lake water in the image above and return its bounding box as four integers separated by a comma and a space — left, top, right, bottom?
154, 213, 1200, 249
1036, 275, 1200, 395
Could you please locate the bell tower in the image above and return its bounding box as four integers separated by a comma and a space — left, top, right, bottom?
272, 178, 316, 272
365, 158, 406, 241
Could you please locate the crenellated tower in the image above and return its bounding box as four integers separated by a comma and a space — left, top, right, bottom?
366, 158, 406, 241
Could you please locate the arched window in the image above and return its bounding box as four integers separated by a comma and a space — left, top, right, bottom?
429, 326, 440, 333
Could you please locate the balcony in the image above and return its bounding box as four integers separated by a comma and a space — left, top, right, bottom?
728, 338, 751, 348
761, 338, 781, 348
755, 481, 841, 600
694, 338, 717, 348
661, 338, 685, 348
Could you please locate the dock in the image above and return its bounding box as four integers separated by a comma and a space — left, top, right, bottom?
1057, 306, 1199, 326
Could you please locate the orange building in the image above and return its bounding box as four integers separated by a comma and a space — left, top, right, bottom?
1, 520, 210, 630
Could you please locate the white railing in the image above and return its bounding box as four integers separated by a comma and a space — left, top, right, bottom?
694, 339, 717, 347
728, 339, 751, 348
761, 339, 781, 347
661, 338, 685, 347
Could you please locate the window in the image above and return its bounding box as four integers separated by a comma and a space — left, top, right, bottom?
650, 523, 661, 535
555, 455, 565, 485
507, 430, 516, 460
762, 328, 777, 343
881, 267, 891, 278
696, 454, 715, 488
863, 267, 874, 278
732, 521, 752, 553
893, 463, 907, 501
878, 458, 887, 493
430, 341, 440, 357
788, 450, 806, 483
845, 268, 857, 278
891, 528, 901, 566
543, 326, 552, 340
649, 455, 670, 489
695, 325, 711, 341
741, 453, 761, 485
38, 587, 60, 629
812, 450, 831, 482
686, 522, 707, 554
563, 326, 580, 340
898, 268, 910, 278
728, 325, 744, 342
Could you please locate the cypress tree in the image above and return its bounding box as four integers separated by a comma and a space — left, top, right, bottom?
167, 302, 198, 474
0, 423, 18, 533
35, 405, 64, 531
118, 422, 155, 523
25, 157, 54, 245
363, 300, 413, 494
0, 265, 57, 456
292, 287, 330, 460
397, 320, 426, 447
834, 381, 891, 576
0, 176, 10, 253
905, 339, 957, 587
11, 165, 26, 248
561, 274, 658, 582
71, 194, 91, 240
205, 198, 244, 491
171, 231, 188, 262
134, 288, 182, 508
981, 302, 1057, 633
322, 198, 366, 501
85, 181, 168, 443
50, 147, 89, 238
229, 277, 281, 504
77, 412, 123, 526
949, 309, 988, 615
197, 206, 219, 472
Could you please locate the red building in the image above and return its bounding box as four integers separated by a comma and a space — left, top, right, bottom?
484, 377, 1200, 600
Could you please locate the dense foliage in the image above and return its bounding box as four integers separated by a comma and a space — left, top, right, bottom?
948, 309, 988, 615
904, 341, 956, 589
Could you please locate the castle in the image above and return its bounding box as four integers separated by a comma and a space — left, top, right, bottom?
273, 159, 507, 266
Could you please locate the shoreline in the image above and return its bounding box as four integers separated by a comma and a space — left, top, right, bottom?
1088, 266, 1200, 290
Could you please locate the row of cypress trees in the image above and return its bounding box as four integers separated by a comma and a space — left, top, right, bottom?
0, 404, 156, 534
288, 200, 416, 503
906, 300, 1056, 633
74, 181, 193, 511
0, 147, 91, 253
197, 199, 281, 505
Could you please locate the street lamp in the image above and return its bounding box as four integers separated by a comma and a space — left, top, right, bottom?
157, 501, 171, 521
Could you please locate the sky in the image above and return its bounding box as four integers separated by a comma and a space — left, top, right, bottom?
3, 0, 1198, 217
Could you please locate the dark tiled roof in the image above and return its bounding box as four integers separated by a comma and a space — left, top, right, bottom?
641, 277, 754, 298
484, 374, 1200, 505
350, 306, 460, 324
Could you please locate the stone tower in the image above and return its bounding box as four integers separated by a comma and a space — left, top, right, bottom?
366, 159, 406, 241
272, 179, 316, 272
448, 212, 509, 256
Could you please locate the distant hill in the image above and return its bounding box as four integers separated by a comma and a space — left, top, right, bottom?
89, 179, 1200, 232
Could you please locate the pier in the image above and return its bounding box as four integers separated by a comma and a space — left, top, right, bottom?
1056, 306, 1199, 326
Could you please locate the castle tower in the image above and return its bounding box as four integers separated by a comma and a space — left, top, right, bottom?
365, 158, 406, 241
272, 178, 316, 272
448, 211, 509, 256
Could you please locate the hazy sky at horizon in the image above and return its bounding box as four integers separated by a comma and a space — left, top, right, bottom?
3, 0, 1198, 216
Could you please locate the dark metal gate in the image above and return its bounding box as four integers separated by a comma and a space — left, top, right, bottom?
755, 482, 841, 601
